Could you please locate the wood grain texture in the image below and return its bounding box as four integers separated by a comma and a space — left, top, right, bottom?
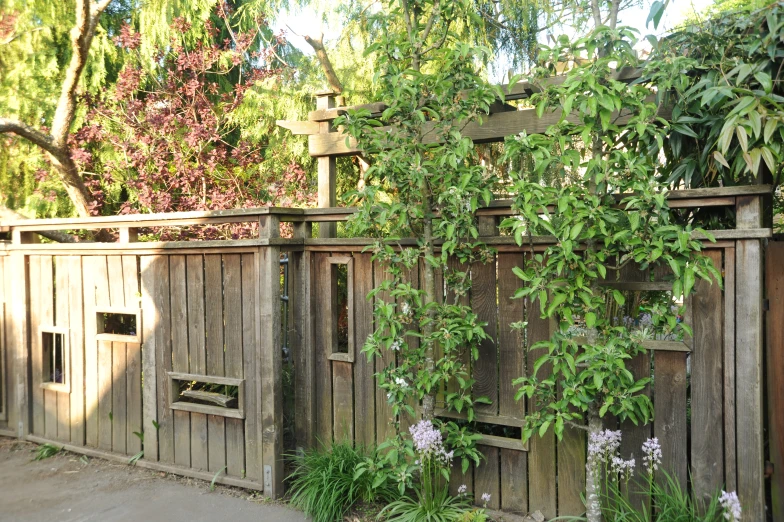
111, 341, 127, 454
766, 242, 784, 520
474, 445, 500, 510
29, 256, 43, 436
82, 257, 99, 447
399, 260, 419, 433
67, 257, 85, 446
353, 253, 375, 447
241, 253, 260, 481
723, 248, 736, 492
315, 253, 333, 443
526, 293, 556, 520
139, 256, 159, 461
617, 263, 650, 514
471, 253, 498, 415
653, 351, 687, 488
123, 256, 142, 457
204, 255, 226, 473
690, 250, 724, 502
41, 256, 57, 441
186, 255, 208, 471
8, 249, 29, 437
373, 259, 395, 444
734, 240, 765, 520
170, 256, 191, 468
332, 360, 354, 442
291, 224, 315, 451
258, 244, 284, 497
496, 253, 529, 514
54, 257, 70, 442
223, 254, 245, 478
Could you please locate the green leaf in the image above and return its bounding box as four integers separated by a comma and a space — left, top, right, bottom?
612, 290, 625, 306
585, 312, 596, 329
713, 151, 730, 169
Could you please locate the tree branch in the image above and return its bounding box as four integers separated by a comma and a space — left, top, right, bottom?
0, 119, 61, 157
302, 33, 344, 94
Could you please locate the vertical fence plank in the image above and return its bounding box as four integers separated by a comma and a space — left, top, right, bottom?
447, 256, 474, 496
170, 255, 191, 468
474, 445, 500, 510
332, 361, 354, 442
123, 256, 142, 457
29, 257, 43, 437
497, 253, 528, 514
258, 239, 284, 497
156, 256, 174, 463
617, 264, 650, 514
690, 249, 724, 501
205, 255, 226, 473
9, 249, 29, 437
54, 257, 70, 442
94, 256, 114, 451
82, 257, 98, 447
241, 252, 260, 481
223, 254, 245, 478
735, 239, 765, 520
766, 241, 784, 520
471, 242, 499, 507
67, 257, 85, 446
40, 256, 58, 441
723, 247, 736, 492
654, 351, 687, 488
374, 259, 393, 445
111, 341, 128, 454
315, 253, 333, 443
399, 261, 419, 433
353, 253, 375, 448
186, 255, 209, 471
526, 295, 556, 519
140, 256, 159, 462
291, 225, 315, 452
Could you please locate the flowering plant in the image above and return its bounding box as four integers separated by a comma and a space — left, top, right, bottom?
379, 420, 482, 522
591, 430, 742, 521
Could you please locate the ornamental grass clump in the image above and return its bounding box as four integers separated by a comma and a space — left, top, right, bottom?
287, 442, 397, 522
380, 420, 477, 522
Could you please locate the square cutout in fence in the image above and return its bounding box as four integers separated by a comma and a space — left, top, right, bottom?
96, 308, 140, 342
328, 256, 354, 363
435, 408, 527, 451
168, 372, 245, 419
40, 327, 69, 392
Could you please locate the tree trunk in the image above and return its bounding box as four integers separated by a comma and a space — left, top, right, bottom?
421, 194, 437, 420
586, 403, 604, 522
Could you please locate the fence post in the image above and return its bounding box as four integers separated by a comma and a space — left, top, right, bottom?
258, 214, 283, 497
734, 195, 765, 520
316, 91, 337, 239
291, 222, 314, 454
9, 232, 34, 438
766, 241, 784, 521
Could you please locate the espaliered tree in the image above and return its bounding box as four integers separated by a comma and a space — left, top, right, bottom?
500, 28, 722, 521
336, 0, 500, 480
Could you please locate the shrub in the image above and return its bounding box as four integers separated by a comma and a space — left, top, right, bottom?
287, 442, 397, 522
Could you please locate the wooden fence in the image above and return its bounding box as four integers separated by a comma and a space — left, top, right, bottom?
0, 187, 776, 519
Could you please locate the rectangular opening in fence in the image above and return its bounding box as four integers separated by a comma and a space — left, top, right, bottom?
435, 409, 527, 451
95, 308, 140, 342
168, 372, 245, 419
40, 327, 69, 392
328, 256, 354, 362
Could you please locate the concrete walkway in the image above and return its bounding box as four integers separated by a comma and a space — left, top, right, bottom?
0, 438, 309, 522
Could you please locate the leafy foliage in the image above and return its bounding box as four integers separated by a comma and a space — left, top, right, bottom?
32, 443, 62, 461
287, 442, 398, 522
645, 2, 784, 195
336, 0, 500, 482
501, 27, 722, 442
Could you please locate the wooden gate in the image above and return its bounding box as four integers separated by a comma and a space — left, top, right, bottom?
302, 242, 752, 518
1, 214, 286, 498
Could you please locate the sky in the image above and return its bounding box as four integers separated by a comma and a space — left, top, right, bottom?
272, 0, 716, 81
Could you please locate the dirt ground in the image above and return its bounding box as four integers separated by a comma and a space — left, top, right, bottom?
0, 437, 309, 522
